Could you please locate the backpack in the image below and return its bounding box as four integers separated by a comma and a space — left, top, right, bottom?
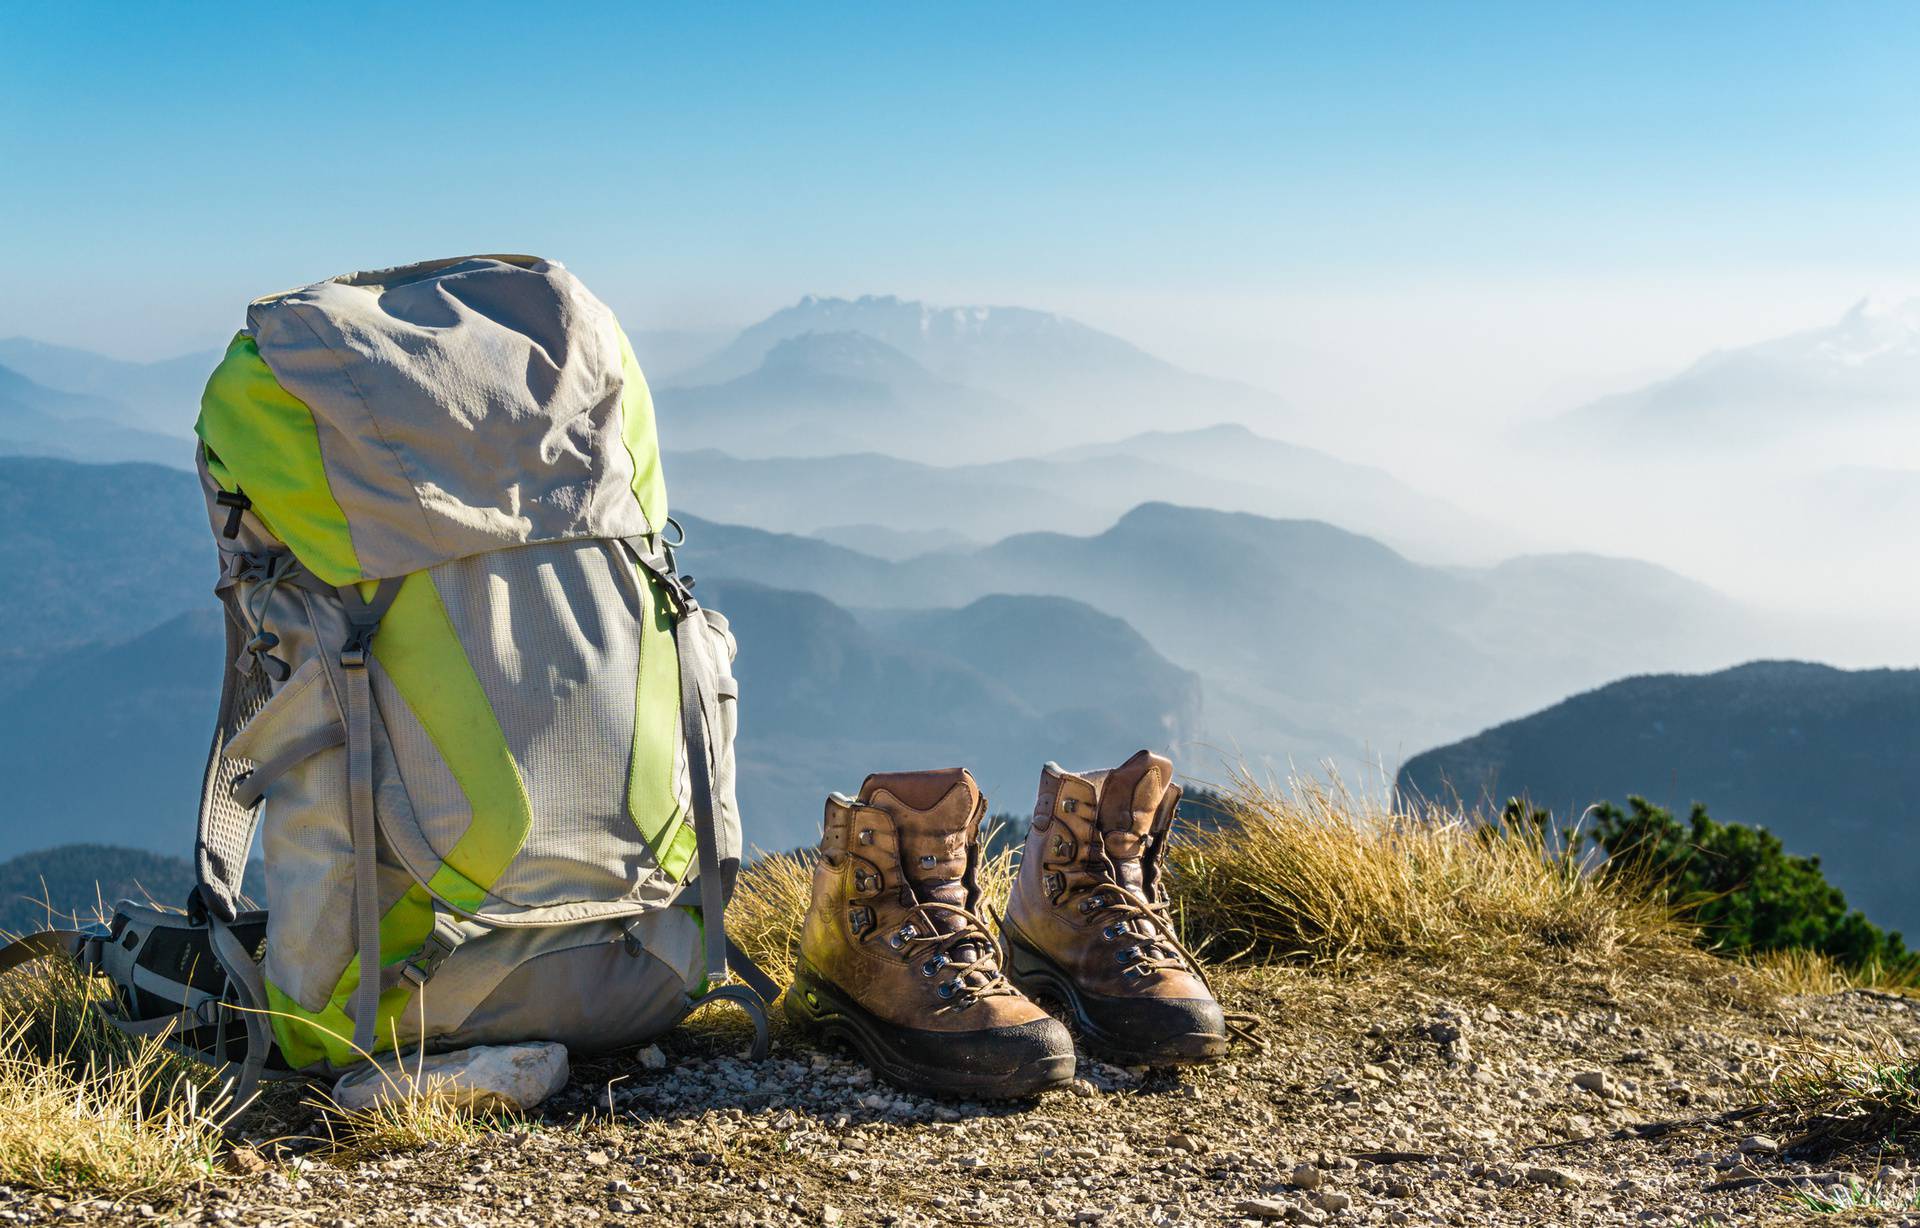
0, 255, 772, 1104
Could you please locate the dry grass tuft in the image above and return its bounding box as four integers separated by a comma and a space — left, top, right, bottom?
306, 1077, 508, 1163
1163, 775, 1688, 969
1746, 948, 1858, 997
727, 848, 819, 991
0, 950, 226, 1199
1763, 1053, 1920, 1164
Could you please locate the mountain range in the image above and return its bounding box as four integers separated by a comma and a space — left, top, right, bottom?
656, 330, 1031, 462
0, 363, 193, 467
665, 294, 1291, 449
0, 295, 1865, 891
0, 455, 1758, 857
676, 503, 1758, 776
0, 456, 210, 683
665, 422, 1514, 565
1396, 660, 1920, 938
1541, 296, 1920, 455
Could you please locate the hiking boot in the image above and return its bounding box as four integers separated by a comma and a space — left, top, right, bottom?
1001, 750, 1238, 1065
787, 768, 1076, 1098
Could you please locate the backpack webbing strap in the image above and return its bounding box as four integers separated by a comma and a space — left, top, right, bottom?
725, 935, 782, 1006
206, 912, 273, 1112
623, 536, 773, 1057
336, 579, 404, 1057
673, 600, 727, 981
0, 929, 92, 976
674, 621, 770, 1061
230, 719, 347, 810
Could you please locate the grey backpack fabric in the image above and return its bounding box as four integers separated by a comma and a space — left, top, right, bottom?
2, 256, 770, 1105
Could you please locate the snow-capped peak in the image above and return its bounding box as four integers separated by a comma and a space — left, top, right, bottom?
1815, 295, 1920, 367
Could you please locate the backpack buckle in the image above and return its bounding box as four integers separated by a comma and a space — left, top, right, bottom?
398, 918, 466, 988
339, 625, 377, 669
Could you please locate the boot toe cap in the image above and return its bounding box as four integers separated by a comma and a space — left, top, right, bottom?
896, 1015, 1077, 1091
1078, 991, 1229, 1064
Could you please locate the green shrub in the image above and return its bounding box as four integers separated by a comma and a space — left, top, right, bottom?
1579, 795, 1911, 973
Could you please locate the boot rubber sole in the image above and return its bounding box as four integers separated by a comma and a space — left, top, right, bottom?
1001, 925, 1230, 1067
785, 957, 1075, 1100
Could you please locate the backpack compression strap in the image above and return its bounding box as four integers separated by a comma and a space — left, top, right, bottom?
624, 537, 777, 1051
333, 578, 405, 1056
0, 929, 94, 975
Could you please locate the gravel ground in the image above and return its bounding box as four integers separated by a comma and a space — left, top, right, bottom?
8, 957, 1918, 1227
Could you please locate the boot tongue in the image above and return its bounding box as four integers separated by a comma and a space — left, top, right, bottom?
1095, 749, 1174, 893
860, 768, 982, 933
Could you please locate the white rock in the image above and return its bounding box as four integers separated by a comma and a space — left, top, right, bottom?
637, 1045, 668, 1071
1737, 1134, 1781, 1154
1572, 1070, 1614, 1096
1290, 1162, 1326, 1190
332, 1041, 569, 1113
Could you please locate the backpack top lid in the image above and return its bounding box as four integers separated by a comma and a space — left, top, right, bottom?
195, 254, 668, 585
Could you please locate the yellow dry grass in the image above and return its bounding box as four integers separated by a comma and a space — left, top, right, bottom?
305, 1074, 507, 1163
1745, 946, 1920, 999
0, 951, 226, 1199
1162, 775, 1688, 968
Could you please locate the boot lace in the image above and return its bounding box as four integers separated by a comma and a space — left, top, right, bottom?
1068, 881, 1266, 1050
886, 900, 1019, 1007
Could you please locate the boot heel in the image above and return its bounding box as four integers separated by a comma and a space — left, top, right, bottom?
783, 960, 840, 1043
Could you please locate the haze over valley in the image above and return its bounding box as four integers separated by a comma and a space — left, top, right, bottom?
2, 283, 1914, 925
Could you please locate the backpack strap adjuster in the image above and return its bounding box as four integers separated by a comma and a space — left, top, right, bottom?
397, 917, 466, 989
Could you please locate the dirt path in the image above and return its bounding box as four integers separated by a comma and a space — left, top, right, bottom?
11, 957, 1918, 1227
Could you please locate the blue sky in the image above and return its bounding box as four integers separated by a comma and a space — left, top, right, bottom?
4, 2, 1919, 406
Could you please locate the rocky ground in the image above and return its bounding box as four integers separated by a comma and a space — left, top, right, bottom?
6, 955, 1918, 1227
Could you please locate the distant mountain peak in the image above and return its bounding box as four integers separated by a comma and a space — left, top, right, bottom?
760, 330, 934, 382
774, 294, 1069, 341
1543, 293, 1920, 448
1842, 293, 1920, 322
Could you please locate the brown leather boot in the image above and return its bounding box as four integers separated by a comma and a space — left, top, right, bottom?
1000, 750, 1233, 1065
786, 767, 1076, 1098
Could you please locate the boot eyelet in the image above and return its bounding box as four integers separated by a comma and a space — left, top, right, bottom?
1116, 945, 1140, 964
1052, 837, 1070, 856
888, 924, 917, 950
921, 954, 949, 977
1102, 923, 1125, 941
936, 980, 958, 1000
1079, 895, 1106, 914
859, 829, 875, 845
